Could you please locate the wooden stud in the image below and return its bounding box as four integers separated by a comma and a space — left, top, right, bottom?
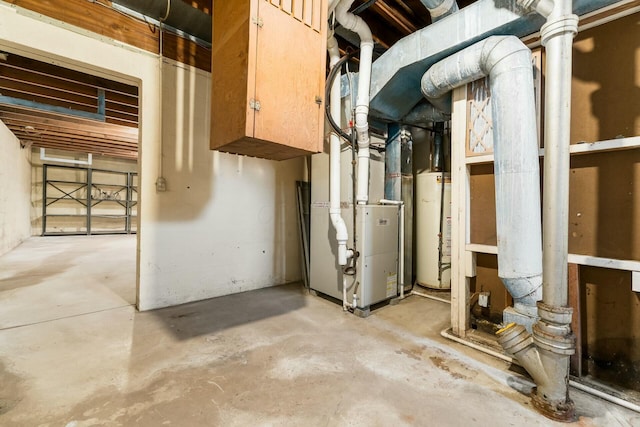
451, 85, 471, 337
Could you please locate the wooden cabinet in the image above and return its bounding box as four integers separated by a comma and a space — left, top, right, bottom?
210, 0, 327, 160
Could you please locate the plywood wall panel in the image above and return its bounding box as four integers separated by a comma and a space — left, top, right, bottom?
473, 253, 512, 322
580, 266, 640, 390
571, 13, 640, 144
569, 150, 640, 260
469, 164, 497, 246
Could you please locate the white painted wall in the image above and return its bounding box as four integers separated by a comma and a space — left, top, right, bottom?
0, 4, 305, 310
0, 119, 31, 256
142, 59, 305, 308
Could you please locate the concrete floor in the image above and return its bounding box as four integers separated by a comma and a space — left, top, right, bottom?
0, 236, 638, 426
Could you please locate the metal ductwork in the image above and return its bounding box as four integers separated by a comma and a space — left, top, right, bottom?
497, 0, 580, 421
111, 0, 211, 43
420, 0, 458, 21
368, 0, 623, 122
422, 35, 544, 322
400, 100, 449, 126
422, 32, 578, 421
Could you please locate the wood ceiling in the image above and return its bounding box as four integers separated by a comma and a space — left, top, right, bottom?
0, 53, 139, 160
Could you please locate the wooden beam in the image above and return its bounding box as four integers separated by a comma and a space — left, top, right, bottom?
0, 81, 99, 110
162, 31, 211, 72
0, 107, 138, 139
3, 122, 137, 147
371, 1, 418, 34
26, 140, 137, 159
8, 0, 159, 52
182, 0, 212, 16
1, 54, 138, 97
7, 0, 211, 72
0, 69, 98, 102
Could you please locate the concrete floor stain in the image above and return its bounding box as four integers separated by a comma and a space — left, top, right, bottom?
0, 362, 22, 416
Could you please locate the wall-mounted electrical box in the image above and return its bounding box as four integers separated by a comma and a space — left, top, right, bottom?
210, 0, 327, 160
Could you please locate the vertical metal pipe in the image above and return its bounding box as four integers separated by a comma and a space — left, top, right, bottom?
433, 122, 444, 172
533, 0, 579, 419
541, 3, 578, 308
385, 125, 401, 201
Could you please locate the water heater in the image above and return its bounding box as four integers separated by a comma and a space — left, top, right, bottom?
416, 172, 451, 289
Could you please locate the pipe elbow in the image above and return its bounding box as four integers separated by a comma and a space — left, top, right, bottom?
481, 36, 532, 76
420, 66, 456, 114
501, 275, 542, 316
517, 0, 554, 18
420, 69, 445, 99
336, 227, 349, 244
426, 0, 459, 21
497, 323, 550, 387
330, 212, 349, 241
335, 2, 373, 43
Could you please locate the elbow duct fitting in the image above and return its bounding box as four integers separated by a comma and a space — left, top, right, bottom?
335, 0, 374, 205
422, 36, 543, 318
517, 0, 555, 18
420, 0, 459, 21
498, 303, 576, 421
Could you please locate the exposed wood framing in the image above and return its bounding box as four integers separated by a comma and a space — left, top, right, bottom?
5, 0, 211, 72
0, 105, 138, 160
451, 85, 470, 337
0, 53, 139, 127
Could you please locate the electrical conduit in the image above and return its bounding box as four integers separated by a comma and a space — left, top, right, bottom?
335, 0, 374, 205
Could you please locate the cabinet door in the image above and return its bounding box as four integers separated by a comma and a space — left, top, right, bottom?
253, 0, 327, 153
211, 0, 256, 149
